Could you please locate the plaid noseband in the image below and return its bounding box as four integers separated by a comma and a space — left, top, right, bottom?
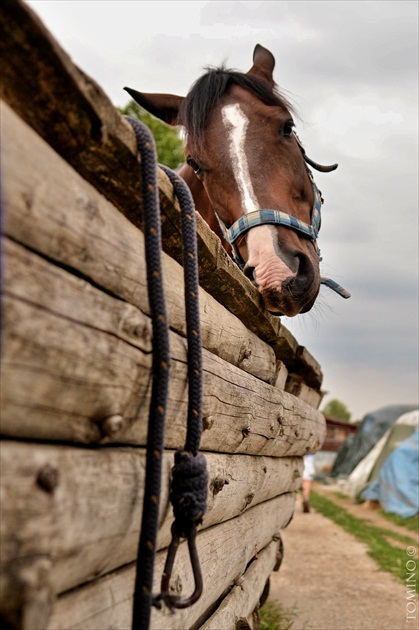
224, 179, 322, 250
218, 174, 322, 265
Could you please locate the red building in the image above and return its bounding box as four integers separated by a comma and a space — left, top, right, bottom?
322, 416, 358, 452
313, 416, 358, 475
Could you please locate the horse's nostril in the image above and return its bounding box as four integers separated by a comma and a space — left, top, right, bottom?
294, 252, 312, 277
243, 264, 257, 285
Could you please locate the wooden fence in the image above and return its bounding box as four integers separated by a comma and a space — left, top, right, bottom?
0, 1, 326, 628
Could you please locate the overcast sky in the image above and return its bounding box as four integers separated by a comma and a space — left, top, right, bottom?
26, 0, 418, 420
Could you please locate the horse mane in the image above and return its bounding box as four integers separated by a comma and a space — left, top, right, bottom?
178, 65, 295, 151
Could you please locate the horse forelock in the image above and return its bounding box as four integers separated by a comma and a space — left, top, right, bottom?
178, 66, 294, 151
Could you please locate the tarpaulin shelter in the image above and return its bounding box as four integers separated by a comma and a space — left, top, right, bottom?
363, 428, 419, 518
331, 405, 418, 478
343, 410, 418, 500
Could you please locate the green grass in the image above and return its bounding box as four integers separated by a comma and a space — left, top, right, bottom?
331, 490, 419, 535
311, 491, 418, 590
378, 508, 419, 534
333, 491, 351, 500
260, 601, 298, 630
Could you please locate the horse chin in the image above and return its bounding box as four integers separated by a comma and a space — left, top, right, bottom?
261, 286, 319, 317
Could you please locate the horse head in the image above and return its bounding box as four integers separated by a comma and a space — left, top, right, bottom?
125, 44, 347, 316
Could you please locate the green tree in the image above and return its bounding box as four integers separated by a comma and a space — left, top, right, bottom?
321, 399, 352, 421
118, 100, 185, 170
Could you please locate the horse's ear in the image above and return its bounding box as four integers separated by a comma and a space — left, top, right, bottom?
247, 44, 276, 85
124, 87, 184, 125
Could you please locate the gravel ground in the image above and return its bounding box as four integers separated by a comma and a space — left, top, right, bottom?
268, 488, 417, 630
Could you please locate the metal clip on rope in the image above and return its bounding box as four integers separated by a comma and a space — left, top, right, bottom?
155, 523, 203, 610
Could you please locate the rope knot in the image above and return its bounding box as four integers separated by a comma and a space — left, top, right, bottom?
170, 450, 208, 538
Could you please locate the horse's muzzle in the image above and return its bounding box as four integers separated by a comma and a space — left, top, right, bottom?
259, 268, 320, 316
260, 287, 316, 316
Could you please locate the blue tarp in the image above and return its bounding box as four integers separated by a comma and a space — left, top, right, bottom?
331, 404, 418, 477
363, 430, 419, 518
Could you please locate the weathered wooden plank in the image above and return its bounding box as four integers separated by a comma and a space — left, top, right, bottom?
285, 374, 324, 409
284, 344, 324, 390
274, 360, 289, 390
0, 3, 323, 388
1, 234, 326, 453
45, 494, 295, 630
1, 289, 326, 454
199, 540, 279, 630
3, 234, 274, 389
1, 103, 276, 386
0, 441, 302, 606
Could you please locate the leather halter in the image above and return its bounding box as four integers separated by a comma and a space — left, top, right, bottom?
216, 138, 351, 299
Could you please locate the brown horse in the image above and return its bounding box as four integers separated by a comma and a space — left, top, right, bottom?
125, 44, 348, 316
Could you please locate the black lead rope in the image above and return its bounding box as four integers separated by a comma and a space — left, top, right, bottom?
126, 117, 208, 630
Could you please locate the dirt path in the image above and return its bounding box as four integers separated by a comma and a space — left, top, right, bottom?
268, 489, 417, 630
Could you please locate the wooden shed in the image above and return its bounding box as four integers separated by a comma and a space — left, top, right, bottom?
323, 417, 358, 453
0, 1, 326, 628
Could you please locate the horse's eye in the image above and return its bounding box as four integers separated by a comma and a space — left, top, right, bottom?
283, 121, 294, 138
187, 156, 202, 175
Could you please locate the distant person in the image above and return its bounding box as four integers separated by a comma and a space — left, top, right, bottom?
302, 453, 315, 513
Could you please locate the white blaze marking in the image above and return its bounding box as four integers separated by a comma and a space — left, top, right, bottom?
221, 103, 259, 213
221, 103, 295, 285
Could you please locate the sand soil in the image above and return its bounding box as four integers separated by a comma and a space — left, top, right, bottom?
268, 484, 417, 630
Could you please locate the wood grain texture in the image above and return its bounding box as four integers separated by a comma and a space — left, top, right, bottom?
1, 102, 276, 386
286, 374, 324, 409
274, 361, 289, 390
200, 540, 279, 630
0, 441, 301, 602
45, 494, 295, 630
1, 243, 326, 454
0, 2, 322, 387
